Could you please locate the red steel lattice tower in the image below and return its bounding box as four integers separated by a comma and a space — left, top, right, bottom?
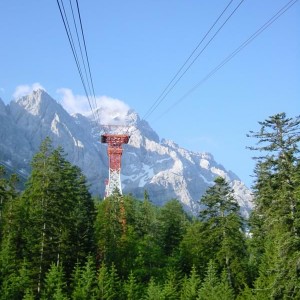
101, 133, 130, 197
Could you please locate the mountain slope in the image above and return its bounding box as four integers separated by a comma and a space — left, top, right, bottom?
0, 90, 253, 216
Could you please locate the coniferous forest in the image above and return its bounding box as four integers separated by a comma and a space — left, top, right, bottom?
0, 113, 299, 299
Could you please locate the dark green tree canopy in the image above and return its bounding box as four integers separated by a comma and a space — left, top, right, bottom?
0, 113, 299, 299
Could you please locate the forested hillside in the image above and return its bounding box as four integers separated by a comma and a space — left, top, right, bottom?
0, 113, 299, 299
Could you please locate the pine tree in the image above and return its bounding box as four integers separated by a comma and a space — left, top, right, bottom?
144, 278, 164, 300
95, 196, 124, 266
158, 199, 188, 256
0, 166, 8, 236
97, 262, 109, 299
197, 261, 234, 300
179, 220, 208, 277
95, 262, 122, 300
236, 285, 256, 300
95, 194, 141, 278
197, 260, 220, 300
12, 138, 95, 296
133, 199, 163, 281
0, 189, 27, 298
161, 269, 179, 300
71, 256, 96, 300
180, 265, 201, 300
42, 263, 68, 300
248, 113, 300, 298
107, 263, 122, 300
0, 259, 32, 300
198, 177, 248, 292
0, 167, 19, 244
123, 271, 140, 300
22, 289, 35, 300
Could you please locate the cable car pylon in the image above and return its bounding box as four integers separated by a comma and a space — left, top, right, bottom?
101, 125, 130, 197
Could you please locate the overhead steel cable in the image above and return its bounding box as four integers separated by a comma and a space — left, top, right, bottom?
142, 0, 235, 120
155, 0, 299, 122
74, 0, 101, 123
56, 0, 99, 123
68, 0, 101, 123
142, 0, 245, 121
68, 0, 93, 99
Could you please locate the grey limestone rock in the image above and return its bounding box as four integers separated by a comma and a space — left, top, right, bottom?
0, 90, 253, 216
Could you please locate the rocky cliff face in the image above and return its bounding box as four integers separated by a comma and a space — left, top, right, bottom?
0, 90, 253, 216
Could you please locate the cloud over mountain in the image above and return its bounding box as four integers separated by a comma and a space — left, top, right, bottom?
13, 83, 45, 99
57, 88, 130, 125
0, 89, 253, 217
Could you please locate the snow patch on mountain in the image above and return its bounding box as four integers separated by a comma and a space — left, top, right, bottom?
0, 89, 254, 217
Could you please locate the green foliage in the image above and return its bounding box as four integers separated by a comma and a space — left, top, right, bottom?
96, 262, 122, 300
144, 278, 164, 300
158, 199, 189, 256
42, 263, 68, 300
0, 113, 299, 298
197, 260, 234, 300
0, 138, 95, 298
124, 271, 141, 300
179, 220, 207, 277
161, 269, 180, 300
71, 256, 97, 300
22, 139, 94, 292
96, 263, 121, 300
196, 177, 248, 292
95, 194, 137, 277
248, 113, 300, 298
0, 259, 32, 300
180, 265, 201, 300
0, 167, 19, 245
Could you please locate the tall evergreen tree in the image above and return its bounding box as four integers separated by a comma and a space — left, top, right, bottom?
95, 194, 135, 278
96, 262, 122, 300
5, 138, 95, 296
144, 278, 164, 300
41, 263, 68, 300
123, 271, 141, 300
248, 113, 300, 298
197, 260, 234, 300
0, 167, 19, 243
0, 166, 8, 235
97, 263, 109, 300
180, 265, 201, 300
133, 199, 163, 281
71, 256, 96, 300
0, 258, 33, 300
161, 269, 179, 300
198, 177, 248, 292
0, 186, 27, 298
95, 195, 124, 264
179, 220, 208, 277
158, 199, 188, 257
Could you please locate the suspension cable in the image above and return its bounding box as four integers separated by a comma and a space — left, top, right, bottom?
142, 0, 245, 121
154, 0, 298, 122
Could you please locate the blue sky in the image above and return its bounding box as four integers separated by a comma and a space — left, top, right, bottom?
0, 0, 299, 187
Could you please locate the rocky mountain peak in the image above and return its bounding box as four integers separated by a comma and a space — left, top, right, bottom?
15, 89, 54, 115
0, 90, 253, 217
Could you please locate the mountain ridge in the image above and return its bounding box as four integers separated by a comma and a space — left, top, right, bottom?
0, 89, 253, 216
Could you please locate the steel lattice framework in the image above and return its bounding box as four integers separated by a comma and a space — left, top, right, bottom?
101, 134, 130, 197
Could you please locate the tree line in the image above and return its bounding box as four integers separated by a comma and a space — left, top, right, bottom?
0, 112, 299, 299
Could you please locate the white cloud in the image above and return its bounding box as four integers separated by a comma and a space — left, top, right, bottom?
13, 83, 45, 99
56, 88, 89, 115
97, 95, 130, 125
56, 88, 130, 125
